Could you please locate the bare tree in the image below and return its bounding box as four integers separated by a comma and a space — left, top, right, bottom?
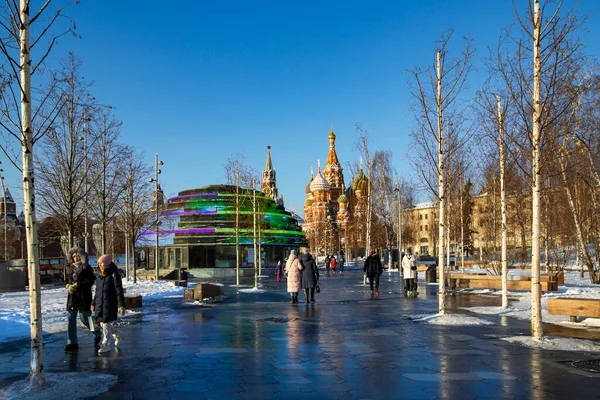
355, 123, 373, 256
0, 0, 77, 385
36, 54, 97, 249
115, 147, 154, 284
409, 30, 474, 314
494, 0, 585, 339
87, 107, 126, 254
224, 152, 257, 285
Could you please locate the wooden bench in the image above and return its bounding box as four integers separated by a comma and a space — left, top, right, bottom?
417, 264, 430, 272
124, 294, 142, 309
516, 272, 564, 284
548, 298, 600, 322
184, 283, 224, 301
445, 276, 558, 292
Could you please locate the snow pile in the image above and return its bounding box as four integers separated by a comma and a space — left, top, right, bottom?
0, 279, 184, 342
0, 372, 117, 400
413, 313, 493, 326
238, 287, 265, 293
501, 336, 600, 352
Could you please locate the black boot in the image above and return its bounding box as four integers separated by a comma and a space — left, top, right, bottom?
310, 288, 315, 302
305, 288, 310, 303
293, 293, 299, 303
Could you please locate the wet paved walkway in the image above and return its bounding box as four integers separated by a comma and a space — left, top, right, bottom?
2, 269, 600, 399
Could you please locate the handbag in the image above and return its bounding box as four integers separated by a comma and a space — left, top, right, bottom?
315, 284, 321, 293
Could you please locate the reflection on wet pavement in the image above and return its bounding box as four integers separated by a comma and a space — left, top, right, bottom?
1, 269, 600, 399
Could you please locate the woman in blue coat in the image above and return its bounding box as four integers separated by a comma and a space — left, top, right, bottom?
93, 254, 125, 354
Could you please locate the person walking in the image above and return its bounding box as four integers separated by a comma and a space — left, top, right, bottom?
93, 254, 126, 354
300, 248, 319, 303
364, 250, 383, 295
285, 250, 303, 303
339, 254, 345, 274
276, 258, 283, 282
402, 247, 418, 297
64, 247, 101, 352
324, 255, 331, 276
330, 255, 337, 275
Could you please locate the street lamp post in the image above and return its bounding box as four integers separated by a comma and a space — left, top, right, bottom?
394, 178, 402, 270
0, 166, 7, 260
149, 153, 164, 282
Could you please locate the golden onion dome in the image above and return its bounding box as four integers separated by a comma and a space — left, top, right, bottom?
305, 180, 312, 194
351, 168, 368, 192
305, 197, 314, 207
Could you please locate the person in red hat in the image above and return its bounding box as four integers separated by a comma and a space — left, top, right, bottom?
363, 250, 383, 295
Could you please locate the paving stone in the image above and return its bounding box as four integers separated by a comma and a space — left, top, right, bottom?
2, 270, 600, 399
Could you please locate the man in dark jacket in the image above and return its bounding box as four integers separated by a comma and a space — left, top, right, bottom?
300, 249, 319, 303
93, 254, 125, 354
364, 250, 383, 295
64, 247, 101, 352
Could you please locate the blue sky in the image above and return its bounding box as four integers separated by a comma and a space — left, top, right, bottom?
3, 0, 600, 217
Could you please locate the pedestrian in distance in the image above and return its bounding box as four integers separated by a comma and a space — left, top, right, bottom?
403, 247, 418, 297
330, 255, 337, 275
64, 247, 101, 352
92, 254, 126, 354
276, 258, 283, 282
364, 250, 383, 295
325, 255, 331, 275
300, 248, 319, 303
339, 254, 345, 274
285, 250, 303, 303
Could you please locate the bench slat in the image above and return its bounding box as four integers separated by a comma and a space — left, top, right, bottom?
548, 298, 600, 318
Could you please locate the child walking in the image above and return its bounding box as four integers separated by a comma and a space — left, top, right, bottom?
92, 254, 125, 354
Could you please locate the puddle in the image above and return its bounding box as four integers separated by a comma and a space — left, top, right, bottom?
558, 359, 600, 373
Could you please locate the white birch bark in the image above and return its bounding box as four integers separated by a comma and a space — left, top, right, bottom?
497, 96, 509, 310
20, 0, 44, 385
437, 51, 446, 314
530, 0, 543, 340
235, 170, 240, 286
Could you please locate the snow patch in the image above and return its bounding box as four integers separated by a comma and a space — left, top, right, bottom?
413, 313, 493, 326
500, 336, 600, 352
0, 372, 117, 400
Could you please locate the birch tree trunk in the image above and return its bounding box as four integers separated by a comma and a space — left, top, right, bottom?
530, 0, 543, 340
560, 150, 598, 283
497, 96, 509, 309
437, 50, 446, 314
20, 0, 44, 385
235, 170, 240, 286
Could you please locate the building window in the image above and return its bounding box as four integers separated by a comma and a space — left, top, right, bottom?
425, 225, 428, 231
425, 214, 428, 220
420, 225, 423, 232
420, 214, 423, 220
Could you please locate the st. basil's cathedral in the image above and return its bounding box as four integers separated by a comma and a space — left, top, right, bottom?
302, 127, 369, 258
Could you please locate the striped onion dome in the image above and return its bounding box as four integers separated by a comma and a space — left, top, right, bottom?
310, 169, 330, 192
337, 193, 348, 203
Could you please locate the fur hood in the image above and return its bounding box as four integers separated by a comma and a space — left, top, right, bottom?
66, 247, 89, 265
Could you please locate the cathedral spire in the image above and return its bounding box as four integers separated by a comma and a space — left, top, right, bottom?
261, 145, 278, 200
265, 145, 273, 171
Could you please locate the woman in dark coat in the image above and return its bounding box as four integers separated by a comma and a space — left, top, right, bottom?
93, 254, 125, 354
300, 249, 319, 303
64, 247, 101, 352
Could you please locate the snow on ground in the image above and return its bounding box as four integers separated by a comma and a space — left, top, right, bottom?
0, 279, 184, 342
238, 287, 265, 293
0, 372, 117, 400
413, 313, 493, 326
457, 270, 600, 328
500, 336, 600, 352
